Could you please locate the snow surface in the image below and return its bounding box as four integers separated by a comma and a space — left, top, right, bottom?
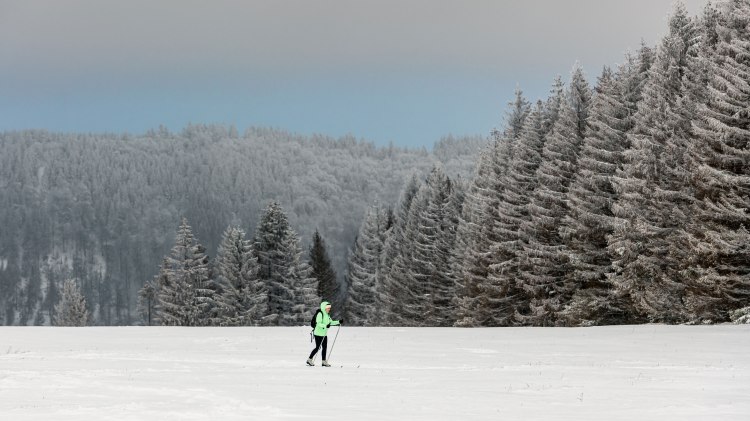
0, 325, 748, 420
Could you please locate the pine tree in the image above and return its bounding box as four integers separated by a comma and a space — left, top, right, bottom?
454, 89, 535, 327
213, 226, 256, 326
386, 167, 456, 326
54, 279, 89, 327
310, 230, 339, 308
346, 205, 386, 325
253, 201, 316, 326
137, 279, 157, 326
559, 64, 634, 326
157, 218, 215, 326
284, 229, 318, 326
683, 0, 750, 322
379, 174, 421, 325
608, 5, 698, 323
516, 64, 592, 326
425, 170, 462, 327
457, 102, 547, 326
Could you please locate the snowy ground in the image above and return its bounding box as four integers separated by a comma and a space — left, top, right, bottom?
0, 325, 748, 420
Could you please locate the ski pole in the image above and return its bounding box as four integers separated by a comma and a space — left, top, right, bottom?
327, 325, 341, 361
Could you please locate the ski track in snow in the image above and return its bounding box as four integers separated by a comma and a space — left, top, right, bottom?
0, 325, 748, 420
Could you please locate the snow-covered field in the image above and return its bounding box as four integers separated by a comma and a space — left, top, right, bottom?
1, 325, 748, 420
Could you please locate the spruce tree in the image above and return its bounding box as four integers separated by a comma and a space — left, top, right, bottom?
454, 89, 533, 327
684, 0, 750, 322
516, 64, 592, 326
559, 65, 633, 325
379, 174, 421, 325
346, 205, 385, 325
310, 230, 339, 308
253, 201, 315, 326
214, 226, 255, 326
608, 5, 697, 323
458, 102, 547, 326
53, 279, 89, 327
158, 218, 214, 326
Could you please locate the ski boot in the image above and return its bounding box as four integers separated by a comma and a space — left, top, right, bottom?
321, 360, 331, 367
306, 358, 314, 366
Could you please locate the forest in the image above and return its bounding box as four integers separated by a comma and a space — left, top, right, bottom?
0, 126, 481, 325
2, 0, 749, 327
345, 1, 750, 327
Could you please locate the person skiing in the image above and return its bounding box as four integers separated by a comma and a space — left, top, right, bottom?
307, 301, 343, 367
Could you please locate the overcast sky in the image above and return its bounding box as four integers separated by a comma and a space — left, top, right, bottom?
0, 0, 709, 148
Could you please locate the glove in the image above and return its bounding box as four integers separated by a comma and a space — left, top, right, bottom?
339, 319, 344, 325
327, 323, 331, 328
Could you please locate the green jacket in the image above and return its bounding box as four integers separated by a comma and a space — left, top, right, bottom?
313, 301, 340, 336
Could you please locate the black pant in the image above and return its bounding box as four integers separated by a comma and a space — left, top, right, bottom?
309, 335, 328, 360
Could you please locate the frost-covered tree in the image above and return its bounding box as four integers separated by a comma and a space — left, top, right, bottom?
454, 88, 537, 327
683, 0, 750, 322
609, 5, 698, 323
516, 64, 592, 326
310, 230, 339, 307
54, 279, 89, 327
387, 167, 458, 326
346, 205, 386, 325
379, 174, 421, 325
456, 102, 547, 327
497, 86, 532, 141
213, 226, 259, 326
425, 170, 463, 327
137, 277, 157, 326
157, 218, 215, 326
559, 64, 634, 326
542, 76, 566, 135
253, 201, 316, 326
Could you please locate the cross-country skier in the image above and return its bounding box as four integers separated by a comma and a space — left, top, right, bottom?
307, 301, 343, 367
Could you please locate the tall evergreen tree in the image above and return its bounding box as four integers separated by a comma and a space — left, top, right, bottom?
559, 64, 634, 325
157, 218, 215, 326
53, 279, 89, 327
253, 201, 315, 326
310, 230, 339, 308
379, 174, 421, 325
457, 102, 547, 326
213, 226, 258, 326
684, 0, 750, 322
454, 88, 535, 327
608, 5, 698, 323
346, 205, 386, 325
516, 64, 592, 326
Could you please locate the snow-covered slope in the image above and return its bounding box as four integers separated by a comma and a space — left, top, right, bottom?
1, 325, 748, 420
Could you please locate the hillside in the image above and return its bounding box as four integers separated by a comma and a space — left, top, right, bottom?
0, 127, 483, 325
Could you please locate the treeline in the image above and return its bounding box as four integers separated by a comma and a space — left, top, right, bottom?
137, 202, 341, 326
0, 125, 482, 325
344, 1, 750, 326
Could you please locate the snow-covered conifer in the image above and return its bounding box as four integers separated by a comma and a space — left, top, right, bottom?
515, 64, 592, 326
609, 5, 698, 323
683, 0, 750, 322
253, 201, 315, 326
158, 218, 215, 326
310, 230, 339, 308
346, 205, 386, 325
53, 279, 89, 327
213, 226, 253, 326
379, 174, 421, 325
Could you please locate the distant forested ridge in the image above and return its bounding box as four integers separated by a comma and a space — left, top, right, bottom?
0, 126, 483, 325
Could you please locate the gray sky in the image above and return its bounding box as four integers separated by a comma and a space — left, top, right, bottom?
0, 0, 710, 147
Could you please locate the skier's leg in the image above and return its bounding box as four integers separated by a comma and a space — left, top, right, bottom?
321, 336, 328, 360
309, 335, 323, 359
